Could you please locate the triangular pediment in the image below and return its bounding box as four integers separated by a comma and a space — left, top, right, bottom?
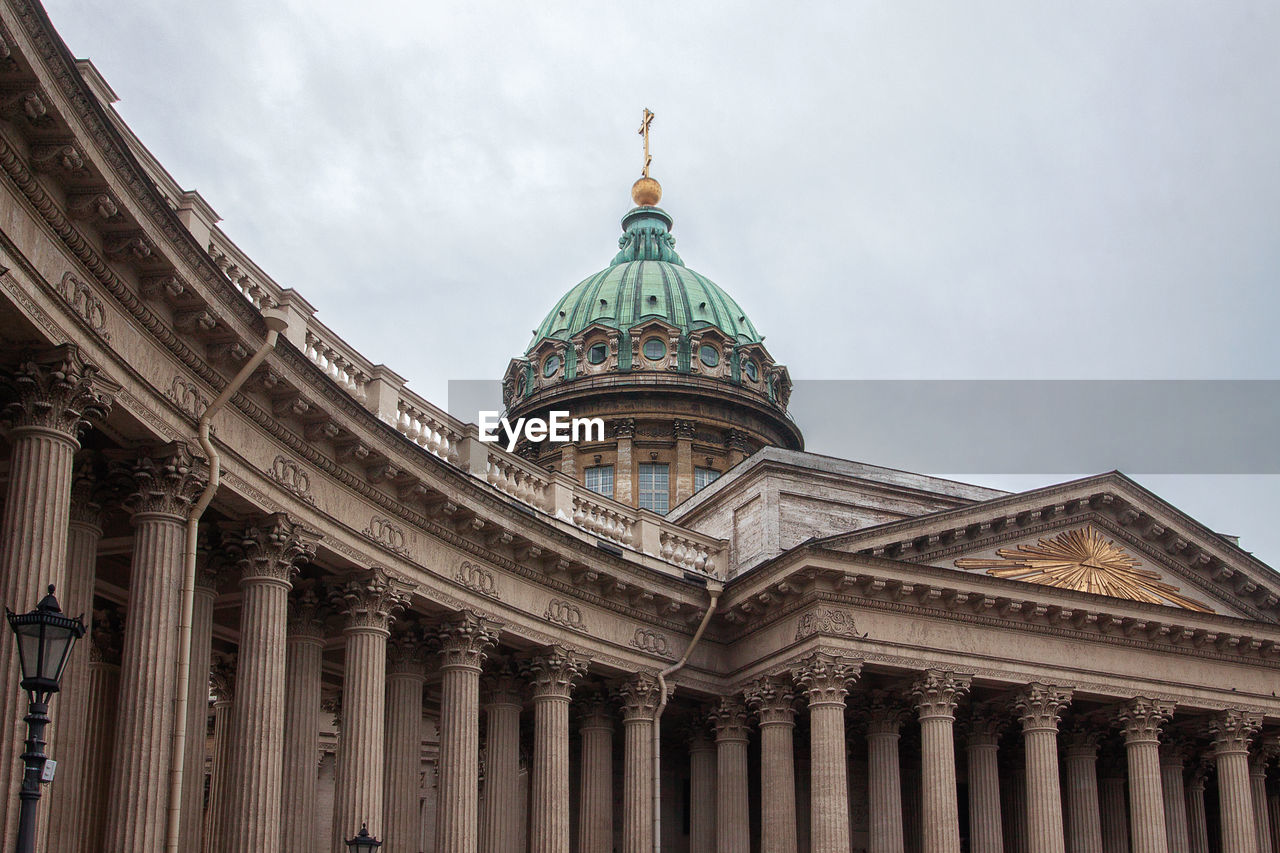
815, 472, 1280, 623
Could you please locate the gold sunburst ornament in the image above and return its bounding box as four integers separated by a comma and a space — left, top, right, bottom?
954, 526, 1213, 612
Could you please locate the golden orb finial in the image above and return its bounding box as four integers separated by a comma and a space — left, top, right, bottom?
632, 176, 662, 207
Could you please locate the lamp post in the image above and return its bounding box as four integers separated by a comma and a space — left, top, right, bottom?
345, 823, 383, 851
5, 585, 85, 853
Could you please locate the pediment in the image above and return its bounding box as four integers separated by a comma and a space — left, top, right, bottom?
816, 472, 1280, 623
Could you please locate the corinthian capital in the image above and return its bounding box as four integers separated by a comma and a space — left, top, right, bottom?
744, 676, 796, 726
69, 449, 107, 527
616, 672, 663, 722
435, 610, 500, 671
287, 578, 329, 639
111, 441, 209, 518
712, 696, 751, 742
523, 645, 590, 700
387, 623, 429, 678
1116, 697, 1175, 744
792, 652, 861, 707
911, 670, 971, 720
2, 343, 116, 438
1209, 709, 1262, 756
227, 512, 319, 584
1014, 684, 1073, 733
331, 567, 415, 633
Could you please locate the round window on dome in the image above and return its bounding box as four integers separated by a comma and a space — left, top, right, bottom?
643, 338, 666, 361
699, 345, 720, 368
587, 343, 608, 365
744, 359, 759, 382
543, 354, 561, 378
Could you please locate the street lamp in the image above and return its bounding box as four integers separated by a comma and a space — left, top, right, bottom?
5, 585, 85, 853
345, 823, 382, 852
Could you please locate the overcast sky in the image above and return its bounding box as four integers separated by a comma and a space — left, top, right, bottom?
42, 0, 1280, 566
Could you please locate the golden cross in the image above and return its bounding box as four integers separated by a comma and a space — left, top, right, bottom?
638, 108, 654, 178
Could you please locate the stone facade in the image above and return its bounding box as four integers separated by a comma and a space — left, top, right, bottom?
0, 5, 1278, 853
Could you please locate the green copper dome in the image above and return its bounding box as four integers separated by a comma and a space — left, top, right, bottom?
527, 206, 762, 352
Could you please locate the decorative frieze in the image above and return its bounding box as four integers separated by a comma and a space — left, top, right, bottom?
544, 598, 587, 632
794, 606, 864, 641
456, 559, 500, 599
362, 514, 409, 556
268, 455, 317, 505
165, 375, 209, 422
57, 272, 111, 339
629, 627, 672, 657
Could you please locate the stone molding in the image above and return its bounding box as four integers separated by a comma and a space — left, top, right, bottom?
387, 624, 430, 678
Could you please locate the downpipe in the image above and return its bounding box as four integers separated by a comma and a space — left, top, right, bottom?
653, 577, 723, 853
163, 309, 289, 853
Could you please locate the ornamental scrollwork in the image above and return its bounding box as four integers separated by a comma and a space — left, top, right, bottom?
794, 607, 865, 641
629, 627, 672, 658
363, 515, 409, 556
165, 375, 209, 422
56, 272, 110, 339
544, 598, 586, 632
455, 560, 500, 600
269, 455, 316, 506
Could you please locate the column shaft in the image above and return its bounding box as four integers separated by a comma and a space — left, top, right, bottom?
46, 476, 102, 852
715, 700, 751, 853
914, 671, 971, 853
688, 733, 717, 853
527, 648, 586, 853
385, 639, 427, 853
1098, 775, 1130, 853
748, 677, 797, 853
869, 712, 906, 853
795, 653, 859, 853
224, 575, 292, 851
577, 705, 614, 853
1251, 762, 1274, 853
282, 595, 326, 853
334, 628, 389, 848
620, 675, 660, 853
1062, 736, 1103, 853
1017, 686, 1071, 853
968, 731, 1005, 853
1160, 750, 1190, 853
1212, 710, 1261, 853
1186, 776, 1210, 853
434, 612, 498, 853
203, 655, 237, 853
481, 676, 521, 853
78, 614, 121, 853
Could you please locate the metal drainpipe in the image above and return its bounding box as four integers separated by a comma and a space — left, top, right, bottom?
163, 308, 289, 853
653, 577, 723, 853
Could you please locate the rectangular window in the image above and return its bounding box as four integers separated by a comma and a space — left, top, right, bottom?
638, 462, 670, 513
694, 466, 720, 492
584, 465, 614, 499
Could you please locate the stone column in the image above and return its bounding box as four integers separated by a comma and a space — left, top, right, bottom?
619, 673, 662, 853
746, 676, 798, 853
385, 626, 429, 853
687, 721, 717, 853
713, 696, 752, 853
203, 652, 238, 853
526, 646, 588, 853
674, 419, 695, 504
1061, 727, 1103, 853
867, 694, 907, 853
1098, 755, 1130, 853
1186, 765, 1210, 853
0, 345, 113, 847
967, 709, 1007, 853
615, 419, 635, 504
1001, 748, 1028, 853
1159, 740, 1191, 853
1210, 709, 1262, 853
177, 544, 221, 853
435, 611, 501, 853
282, 580, 329, 853
793, 652, 861, 853
1116, 698, 1174, 853
1015, 684, 1072, 853
1269, 783, 1280, 853
912, 670, 972, 853
1251, 755, 1274, 853
223, 514, 318, 852
46, 455, 104, 851
331, 569, 413, 850
105, 442, 208, 852
78, 606, 122, 853
481, 666, 523, 853
577, 693, 614, 853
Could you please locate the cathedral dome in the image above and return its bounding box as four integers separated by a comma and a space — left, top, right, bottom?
527, 206, 763, 353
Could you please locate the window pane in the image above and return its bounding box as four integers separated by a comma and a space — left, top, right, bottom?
584, 465, 614, 498
694, 467, 720, 492
638, 463, 669, 513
